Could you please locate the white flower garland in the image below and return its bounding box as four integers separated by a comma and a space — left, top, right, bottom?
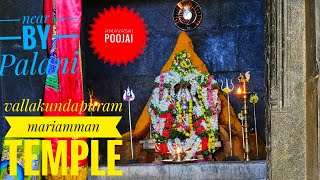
168, 140, 176, 159
149, 51, 221, 159
184, 138, 202, 160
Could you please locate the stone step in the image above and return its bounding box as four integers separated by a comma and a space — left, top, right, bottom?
89, 161, 266, 180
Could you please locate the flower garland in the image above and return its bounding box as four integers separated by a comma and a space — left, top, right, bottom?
149, 50, 221, 160
249, 93, 259, 104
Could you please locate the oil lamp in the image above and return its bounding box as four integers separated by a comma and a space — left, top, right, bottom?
183, 6, 193, 20
176, 146, 182, 162
93, 101, 99, 107
88, 89, 100, 116
236, 71, 252, 161
88, 89, 94, 116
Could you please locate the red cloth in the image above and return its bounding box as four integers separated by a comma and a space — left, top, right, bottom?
44, 0, 87, 167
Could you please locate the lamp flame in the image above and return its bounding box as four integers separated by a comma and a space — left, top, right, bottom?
176, 146, 181, 154
237, 87, 242, 94
93, 101, 99, 107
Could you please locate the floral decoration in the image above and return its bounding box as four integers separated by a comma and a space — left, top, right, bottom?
249, 93, 259, 104
148, 50, 221, 160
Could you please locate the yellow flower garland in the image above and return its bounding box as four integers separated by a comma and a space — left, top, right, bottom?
176, 100, 194, 137
197, 85, 216, 153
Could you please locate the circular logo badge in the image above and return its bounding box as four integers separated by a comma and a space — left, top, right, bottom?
89, 6, 149, 66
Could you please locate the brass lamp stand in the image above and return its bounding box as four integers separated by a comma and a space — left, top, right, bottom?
236, 72, 251, 161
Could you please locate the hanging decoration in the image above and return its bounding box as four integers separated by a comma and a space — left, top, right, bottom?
173, 0, 203, 31
44, 0, 88, 178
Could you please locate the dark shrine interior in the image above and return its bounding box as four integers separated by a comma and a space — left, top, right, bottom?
0, 0, 265, 165
82, 0, 265, 163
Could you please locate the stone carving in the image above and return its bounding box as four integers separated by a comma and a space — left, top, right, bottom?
265, 0, 320, 179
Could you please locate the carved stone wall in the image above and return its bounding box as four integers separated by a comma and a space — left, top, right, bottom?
265, 0, 319, 179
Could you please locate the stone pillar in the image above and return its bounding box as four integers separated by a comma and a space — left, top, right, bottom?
265, 0, 319, 179
316, 0, 320, 177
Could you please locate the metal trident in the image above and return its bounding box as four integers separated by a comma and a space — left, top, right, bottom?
123, 87, 135, 160
221, 79, 234, 157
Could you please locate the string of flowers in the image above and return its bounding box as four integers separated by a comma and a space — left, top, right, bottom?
149, 50, 221, 160
159, 74, 165, 99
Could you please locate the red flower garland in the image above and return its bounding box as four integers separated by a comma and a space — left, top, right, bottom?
159, 143, 169, 155
202, 137, 208, 150
165, 122, 172, 128
162, 129, 170, 138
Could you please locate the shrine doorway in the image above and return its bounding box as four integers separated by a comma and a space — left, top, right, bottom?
82, 0, 267, 161
81, 0, 320, 179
